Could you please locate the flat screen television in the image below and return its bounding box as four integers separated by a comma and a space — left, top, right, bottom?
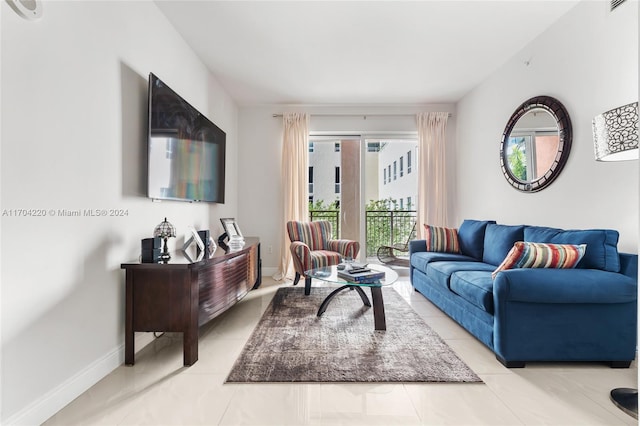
147, 72, 226, 203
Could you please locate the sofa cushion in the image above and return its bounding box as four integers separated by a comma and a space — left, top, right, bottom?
410, 252, 477, 273
524, 226, 620, 272
450, 271, 495, 314
424, 224, 460, 253
458, 219, 496, 260
492, 242, 587, 279
426, 261, 495, 290
483, 224, 525, 266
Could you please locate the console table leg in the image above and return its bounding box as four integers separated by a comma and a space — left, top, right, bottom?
183, 330, 198, 366
125, 275, 135, 365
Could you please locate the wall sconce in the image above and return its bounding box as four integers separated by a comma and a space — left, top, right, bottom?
592, 102, 639, 161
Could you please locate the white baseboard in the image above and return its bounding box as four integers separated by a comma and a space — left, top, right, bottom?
5, 333, 155, 426
7, 270, 278, 425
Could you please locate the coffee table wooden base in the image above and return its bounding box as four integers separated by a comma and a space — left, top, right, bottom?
316, 285, 387, 331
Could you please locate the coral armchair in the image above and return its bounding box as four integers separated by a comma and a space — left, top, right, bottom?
286, 220, 360, 295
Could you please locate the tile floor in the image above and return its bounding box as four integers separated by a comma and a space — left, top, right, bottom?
44, 273, 638, 425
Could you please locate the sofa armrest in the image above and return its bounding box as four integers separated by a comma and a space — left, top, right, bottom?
619, 252, 638, 280
493, 268, 637, 304
409, 239, 427, 255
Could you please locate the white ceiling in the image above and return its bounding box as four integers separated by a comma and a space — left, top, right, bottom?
155, 1, 580, 106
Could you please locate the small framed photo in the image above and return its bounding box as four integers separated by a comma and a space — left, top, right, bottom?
220, 218, 243, 239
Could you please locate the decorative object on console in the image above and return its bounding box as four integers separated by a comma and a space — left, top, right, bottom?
153, 217, 176, 261
228, 235, 245, 251
197, 230, 216, 255
182, 226, 205, 251
182, 226, 205, 262
593, 102, 639, 161
140, 237, 161, 263
593, 101, 639, 419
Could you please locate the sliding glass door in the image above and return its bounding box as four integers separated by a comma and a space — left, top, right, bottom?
308, 135, 417, 262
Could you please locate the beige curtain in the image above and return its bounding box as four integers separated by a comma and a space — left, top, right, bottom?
274, 112, 310, 280
416, 112, 450, 235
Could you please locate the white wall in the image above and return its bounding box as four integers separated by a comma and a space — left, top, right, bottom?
0, 1, 238, 424
238, 105, 455, 273
456, 0, 638, 253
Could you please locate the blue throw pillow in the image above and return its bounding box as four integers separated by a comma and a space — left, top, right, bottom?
483, 224, 525, 266
458, 219, 496, 260
524, 226, 620, 272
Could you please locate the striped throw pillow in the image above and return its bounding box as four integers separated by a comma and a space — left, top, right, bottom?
424, 224, 460, 253
492, 241, 587, 279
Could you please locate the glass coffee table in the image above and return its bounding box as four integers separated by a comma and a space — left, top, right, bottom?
304, 263, 398, 331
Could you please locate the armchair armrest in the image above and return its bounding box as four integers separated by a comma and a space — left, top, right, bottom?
327, 239, 360, 259
290, 241, 312, 274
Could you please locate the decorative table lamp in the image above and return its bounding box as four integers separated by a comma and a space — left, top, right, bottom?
593, 101, 639, 419
153, 217, 176, 261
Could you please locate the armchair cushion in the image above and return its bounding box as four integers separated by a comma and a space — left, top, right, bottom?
287, 220, 332, 251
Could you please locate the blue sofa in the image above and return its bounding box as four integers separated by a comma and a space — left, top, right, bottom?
409, 219, 638, 368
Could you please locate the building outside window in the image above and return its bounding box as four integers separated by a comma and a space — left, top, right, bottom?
407, 151, 412, 173
309, 142, 314, 153
393, 161, 397, 180
309, 166, 314, 194
334, 142, 340, 152
383, 168, 387, 184
335, 166, 340, 193
400, 156, 404, 177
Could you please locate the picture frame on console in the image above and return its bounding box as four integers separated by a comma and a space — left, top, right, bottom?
220, 218, 243, 238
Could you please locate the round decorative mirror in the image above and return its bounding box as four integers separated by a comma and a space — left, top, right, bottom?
500, 96, 572, 192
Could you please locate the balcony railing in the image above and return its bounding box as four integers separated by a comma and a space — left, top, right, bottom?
365, 210, 416, 257
308, 209, 416, 258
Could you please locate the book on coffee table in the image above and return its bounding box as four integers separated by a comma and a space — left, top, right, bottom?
337, 268, 385, 283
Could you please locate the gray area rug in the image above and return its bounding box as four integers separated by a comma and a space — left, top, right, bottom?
226, 286, 482, 383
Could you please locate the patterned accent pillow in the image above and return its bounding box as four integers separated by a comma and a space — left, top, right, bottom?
424, 224, 460, 253
492, 241, 587, 279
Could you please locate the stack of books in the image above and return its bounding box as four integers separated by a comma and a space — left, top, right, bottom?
337, 264, 385, 284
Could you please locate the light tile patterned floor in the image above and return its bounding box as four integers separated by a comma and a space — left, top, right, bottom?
44, 273, 638, 425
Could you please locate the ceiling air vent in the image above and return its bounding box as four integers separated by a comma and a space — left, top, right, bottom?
611, 0, 627, 11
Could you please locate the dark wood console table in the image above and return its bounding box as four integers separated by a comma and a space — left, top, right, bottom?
121, 237, 261, 366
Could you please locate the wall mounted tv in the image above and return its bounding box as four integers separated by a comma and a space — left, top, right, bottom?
147, 72, 226, 203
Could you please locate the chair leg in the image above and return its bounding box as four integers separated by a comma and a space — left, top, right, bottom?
293, 273, 301, 286
304, 277, 312, 295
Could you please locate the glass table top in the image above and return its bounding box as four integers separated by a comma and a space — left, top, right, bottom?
305, 263, 398, 287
